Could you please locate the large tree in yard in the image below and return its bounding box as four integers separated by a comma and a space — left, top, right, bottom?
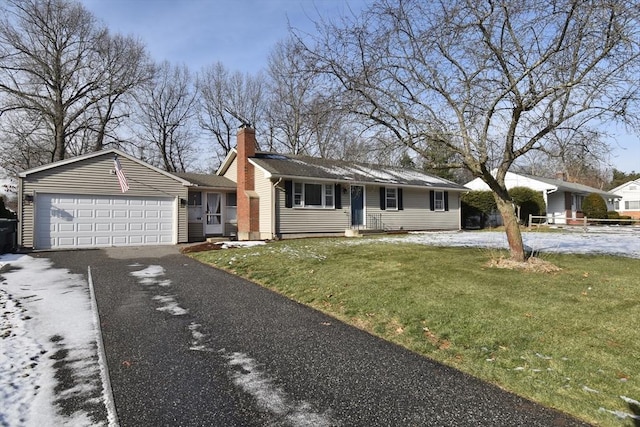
297, 0, 640, 261
0, 0, 151, 164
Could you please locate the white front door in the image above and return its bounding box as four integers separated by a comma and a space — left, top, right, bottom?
205, 193, 222, 235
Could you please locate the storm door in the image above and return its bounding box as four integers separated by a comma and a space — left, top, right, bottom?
205, 193, 222, 235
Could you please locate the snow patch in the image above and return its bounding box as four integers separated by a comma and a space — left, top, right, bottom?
0, 254, 108, 426
226, 352, 335, 426
152, 295, 188, 316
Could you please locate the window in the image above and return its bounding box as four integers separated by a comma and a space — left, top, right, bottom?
226, 193, 237, 222
625, 200, 640, 210
292, 182, 334, 208
188, 192, 202, 206
379, 187, 403, 210
386, 188, 398, 210
434, 191, 444, 211
429, 190, 449, 211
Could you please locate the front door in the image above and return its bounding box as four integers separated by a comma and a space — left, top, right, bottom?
205, 193, 222, 235
351, 185, 365, 227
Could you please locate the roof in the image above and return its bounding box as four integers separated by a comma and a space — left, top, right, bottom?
518, 173, 620, 198
18, 149, 193, 186
610, 178, 640, 194
248, 152, 465, 190
173, 172, 236, 189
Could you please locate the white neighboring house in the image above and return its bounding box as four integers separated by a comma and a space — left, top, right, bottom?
610, 179, 640, 219
465, 171, 620, 225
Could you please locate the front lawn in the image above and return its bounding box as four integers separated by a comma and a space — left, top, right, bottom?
190, 237, 640, 426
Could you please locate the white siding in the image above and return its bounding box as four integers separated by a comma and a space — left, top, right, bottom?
254, 169, 273, 238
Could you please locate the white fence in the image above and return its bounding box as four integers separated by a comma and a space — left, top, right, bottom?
529, 214, 640, 229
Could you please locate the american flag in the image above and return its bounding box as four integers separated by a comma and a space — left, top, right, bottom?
114, 156, 129, 193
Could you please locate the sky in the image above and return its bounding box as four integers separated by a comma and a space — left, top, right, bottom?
77, 0, 640, 174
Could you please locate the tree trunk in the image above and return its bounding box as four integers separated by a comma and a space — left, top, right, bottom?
495, 195, 526, 262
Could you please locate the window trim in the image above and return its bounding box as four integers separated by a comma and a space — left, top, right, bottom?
433, 190, 445, 211
292, 181, 335, 209
385, 187, 398, 211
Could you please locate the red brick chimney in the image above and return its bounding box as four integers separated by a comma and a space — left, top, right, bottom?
236, 126, 260, 240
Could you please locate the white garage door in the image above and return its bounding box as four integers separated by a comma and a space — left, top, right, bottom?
35, 194, 175, 249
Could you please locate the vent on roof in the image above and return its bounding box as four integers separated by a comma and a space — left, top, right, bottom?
256, 153, 288, 160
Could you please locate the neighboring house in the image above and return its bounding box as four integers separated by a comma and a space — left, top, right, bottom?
465, 171, 620, 225
610, 179, 640, 219
17, 127, 465, 249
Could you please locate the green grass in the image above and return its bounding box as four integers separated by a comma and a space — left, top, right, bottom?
190, 237, 640, 426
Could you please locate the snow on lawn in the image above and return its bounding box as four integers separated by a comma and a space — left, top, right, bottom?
0, 254, 110, 427
378, 230, 640, 259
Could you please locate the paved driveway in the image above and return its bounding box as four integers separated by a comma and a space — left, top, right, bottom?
41, 247, 589, 426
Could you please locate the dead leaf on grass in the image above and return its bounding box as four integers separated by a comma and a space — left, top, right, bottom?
486, 256, 561, 273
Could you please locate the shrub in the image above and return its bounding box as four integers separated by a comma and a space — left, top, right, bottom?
508, 187, 546, 225
0, 197, 16, 219
461, 191, 496, 228
607, 211, 620, 225
581, 193, 608, 220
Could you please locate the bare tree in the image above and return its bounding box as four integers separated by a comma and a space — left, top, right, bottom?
266, 38, 360, 158
296, 0, 640, 261
133, 61, 198, 173
196, 62, 265, 164
0, 0, 151, 164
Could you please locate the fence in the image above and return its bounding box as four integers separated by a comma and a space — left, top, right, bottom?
529, 214, 640, 229
346, 212, 386, 231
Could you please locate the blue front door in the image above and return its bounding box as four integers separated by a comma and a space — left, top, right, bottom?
351, 185, 364, 226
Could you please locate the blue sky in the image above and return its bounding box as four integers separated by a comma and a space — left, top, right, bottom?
80, 0, 368, 75
80, 0, 639, 174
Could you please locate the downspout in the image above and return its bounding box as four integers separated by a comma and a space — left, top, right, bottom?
272, 177, 282, 240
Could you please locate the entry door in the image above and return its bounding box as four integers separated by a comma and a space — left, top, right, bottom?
205, 193, 222, 235
351, 185, 365, 227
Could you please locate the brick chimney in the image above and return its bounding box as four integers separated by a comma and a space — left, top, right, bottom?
236, 126, 260, 240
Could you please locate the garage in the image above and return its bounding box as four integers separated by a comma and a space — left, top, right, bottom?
18, 149, 191, 250
35, 194, 175, 249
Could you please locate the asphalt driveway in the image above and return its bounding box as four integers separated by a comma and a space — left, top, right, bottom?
40, 246, 589, 426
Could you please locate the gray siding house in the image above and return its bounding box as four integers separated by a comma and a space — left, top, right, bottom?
17, 128, 465, 249
18, 150, 235, 250
220, 127, 466, 240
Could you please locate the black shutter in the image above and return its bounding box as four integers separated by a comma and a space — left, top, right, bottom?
429, 190, 435, 211
285, 180, 293, 208
380, 187, 386, 210
398, 188, 404, 210
335, 183, 342, 209
444, 191, 449, 211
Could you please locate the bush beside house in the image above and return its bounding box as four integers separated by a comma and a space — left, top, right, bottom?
509, 187, 546, 225
581, 193, 608, 221
0, 197, 16, 219
461, 191, 496, 228
462, 187, 546, 228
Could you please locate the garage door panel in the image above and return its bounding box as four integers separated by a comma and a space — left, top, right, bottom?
35, 194, 175, 249
76, 224, 92, 232
95, 223, 110, 232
